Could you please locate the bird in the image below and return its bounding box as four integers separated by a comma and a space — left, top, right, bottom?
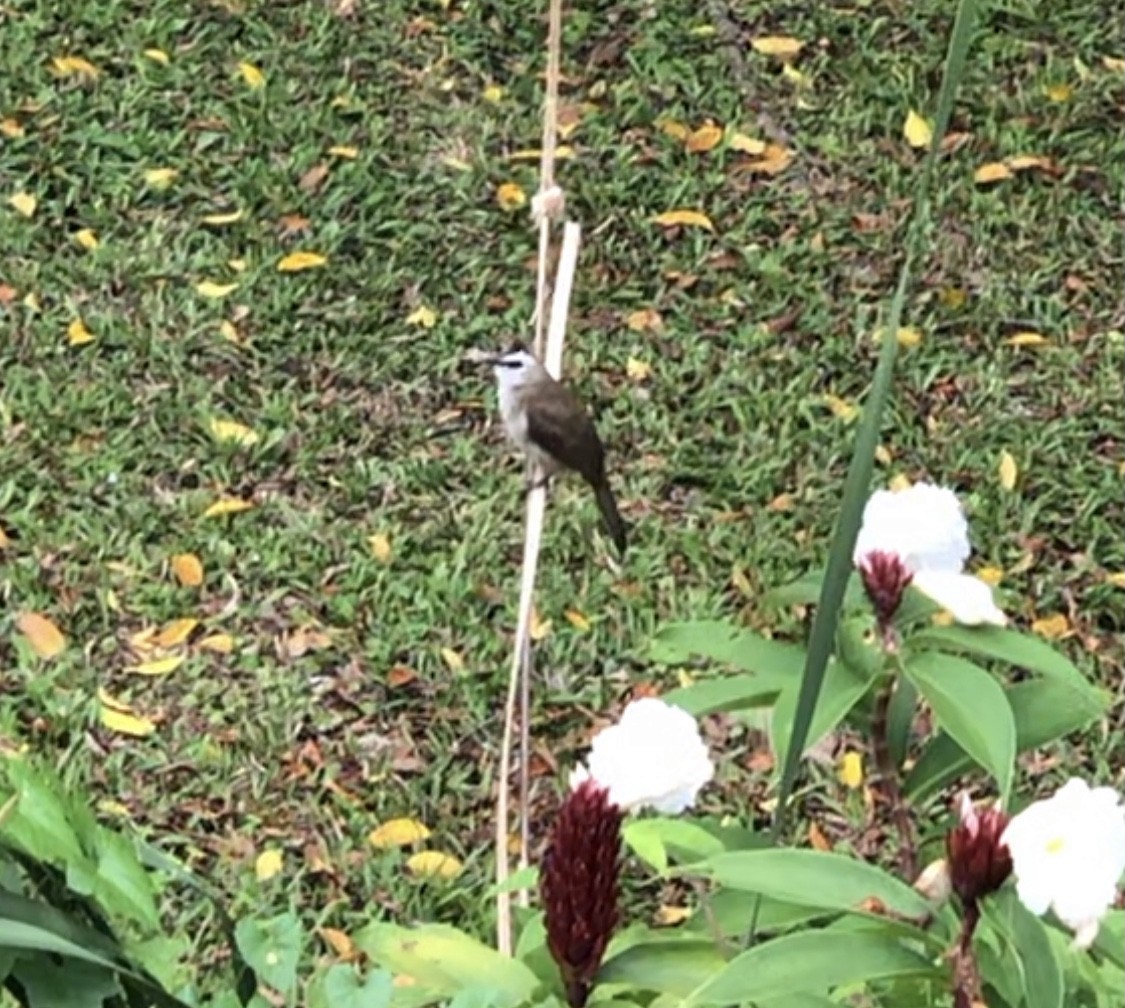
488, 343, 627, 556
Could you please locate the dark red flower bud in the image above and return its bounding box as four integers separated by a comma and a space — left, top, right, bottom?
858, 551, 914, 645
946, 793, 1012, 905
540, 779, 624, 1008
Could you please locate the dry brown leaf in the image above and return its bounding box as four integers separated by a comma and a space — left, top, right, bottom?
17, 612, 66, 659
625, 308, 663, 332
974, 162, 1012, 184
744, 143, 792, 175
685, 122, 723, 153
729, 132, 766, 155
1031, 613, 1070, 639
298, 162, 329, 192
171, 553, 204, 587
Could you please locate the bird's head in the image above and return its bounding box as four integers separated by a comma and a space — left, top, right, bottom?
489, 342, 542, 391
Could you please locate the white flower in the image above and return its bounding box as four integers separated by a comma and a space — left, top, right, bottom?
853, 482, 1006, 626
569, 698, 714, 814
1001, 778, 1125, 948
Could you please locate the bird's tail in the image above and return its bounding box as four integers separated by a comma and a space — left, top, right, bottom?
594, 482, 628, 557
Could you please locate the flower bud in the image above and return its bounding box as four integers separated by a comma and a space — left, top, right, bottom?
541, 779, 624, 1007
857, 550, 914, 638
946, 793, 1012, 905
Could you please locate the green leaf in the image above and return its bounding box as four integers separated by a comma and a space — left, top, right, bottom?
235, 912, 303, 995
692, 849, 933, 921
93, 828, 159, 929
1, 764, 87, 869
886, 677, 917, 769
623, 819, 725, 873
308, 965, 394, 1008
984, 889, 1064, 1008
599, 940, 727, 996
769, 0, 980, 850
909, 624, 1104, 700
664, 674, 789, 717
485, 865, 538, 897
693, 890, 828, 939
354, 923, 537, 1007
684, 931, 936, 1004
11, 955, 121, 1008
905, 677, 1103, 800
763, 569, 863, 611
771, 658, 875, 773
651, 622, 805, 676
903, 652, 1016, 802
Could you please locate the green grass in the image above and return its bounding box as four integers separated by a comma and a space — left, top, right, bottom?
2, 0, 1123, 992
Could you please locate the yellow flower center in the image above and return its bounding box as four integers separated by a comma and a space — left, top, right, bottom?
1045, 835, 1067, 855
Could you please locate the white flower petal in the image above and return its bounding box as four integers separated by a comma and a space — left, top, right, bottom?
912, 571, 1007, 626
581, 698, 714, 815
1002, 777, 1125, 948
853, 483, 969, 574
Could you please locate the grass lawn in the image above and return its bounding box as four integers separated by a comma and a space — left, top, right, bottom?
2, 0, 1123, 989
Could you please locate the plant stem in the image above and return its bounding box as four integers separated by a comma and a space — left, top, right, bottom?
872, 678, 918, 880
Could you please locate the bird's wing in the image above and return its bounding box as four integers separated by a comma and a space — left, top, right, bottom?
525, 382, 606, 484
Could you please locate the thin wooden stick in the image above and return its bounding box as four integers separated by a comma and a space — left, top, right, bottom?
496, 0, 567, 952
495, 225, 581, 952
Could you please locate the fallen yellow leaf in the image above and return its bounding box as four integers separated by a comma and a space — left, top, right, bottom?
838, 751, 864, 789
744, 143, 792, 175
440, 647, 464, 672
565, 609, 591, 631
1031, 613, 1070, 639
1, 119, 24, 138
67, 318, 95, 346
406, 850, 463, 880
824, 394, 858, 423
1103, 56, 1125, 73
369, 818, 431, 849
874, 444, 892, 465
201, 209, 243, 225
277, 250, 327, 272
507, 145, 574, 161
626, 356, 652, 381
496, 181, 527, 211
889, 474, 913, 493
219, 320, 240, 343
198, 633, 235, 653
156, 618, 199, 648
1044, 82, 1073, 102
896, 326, 922, 348
16, 612, 66, 659
208, 418, 259, 446
52, 55, 99, 78
368, 533, 392, 564
1106, 572, 1125, 589
530, 608, 552, 641
653, 209, 714, 231
238, 61, 265, 89
625, 308, 662, 332
729, 132, 767, 155
143, 48, 170, 65
319, 927, 355, 959
750, 36, 804, 59
196, 280, 239, 299
482, 84, 504, 104
100, 704, 156, 738
974, 162, 1013, 184
903, 110, 933, 149
8, 192, 36, 218
171, 552, 204, 587
202, 498, 254, 518
685, 122, 723, 153
130, 627, 158, 653
127, 655, 184, 676
998, 450, 1018, 491
406, 305, 437, 328
654, 904, 692, 926
1005, 331, 1048, 347
144, 168, 178, 189
1006, 155, 1054, 173
328, 145, 358, 159
657, 118, 689, 141
255, 849, 283, 881
976, 566, 1004, 587
74, 228, 99, 250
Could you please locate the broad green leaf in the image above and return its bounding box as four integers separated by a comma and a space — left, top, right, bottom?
651, 622, 805, 676
599, 940, 726, 996
1, 765, 87, 868
1095, 911, 1125, 970
886, 677, 917, 769
692, 890, 827, 939
235, 912, 303, 995
904, 652, 1015, 801
485, 864, 538, 897
665, 674, 789, 717
623, 818, 725, 873
685, 931, 936, 1004
909, 624, 1104, 700
693, 849, 932, 921
308, 965, 394, 1008
354, 923, 537, 1006
984, 889, 1063, 1008
11, 955, 120, 1007
93, 829, 159, 929
771, 658, 875, 772
762, 570, 863, 611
